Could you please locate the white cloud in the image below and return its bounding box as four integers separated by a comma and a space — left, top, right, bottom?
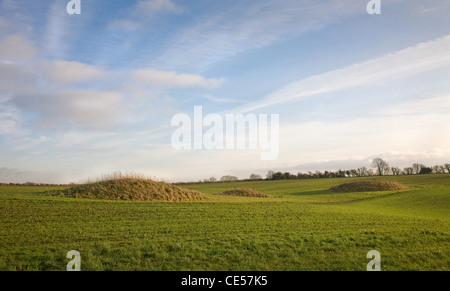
42, 60, 107, 85
235, 35, 450, 113
14, 90, 128, 130
132, 68, 224, 88
0, 34, 36, 61
274, 111, 450, 169
383, 95, 450, 116
201, 94, 247, 104
0, 62, 37, 94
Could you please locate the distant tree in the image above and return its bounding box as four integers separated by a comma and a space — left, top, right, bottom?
336, 169, 346, 178
391, 167, 401, 176
404, 167, 414, 175
412, 163, 425, 175
315, 170, 324, 178
208, 177, 217, 183
372, 158, 389, 176
297, 172, 310, 179
444, 164, 450, 173
266, 170, 275, 180
348, 169, 357, 177
419, 166, 432, 175
284, 172, 294, 179
220, 175, 238, 182
432, 166, 444, 174
357, 167, 368, 177
249, 174, 262, 181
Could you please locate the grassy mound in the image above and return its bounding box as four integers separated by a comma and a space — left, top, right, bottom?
329, 180, 407, 192
215, 188, 274, 198
50, 178, 208, 201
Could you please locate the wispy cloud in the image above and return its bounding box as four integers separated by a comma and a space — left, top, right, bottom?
152, 0, 368, 71
0, 98, 20, 135
132, 68, 224, 88
200, 94, 247, 104
135, 0, 182, 13
110, 0, 183, 30
235, 35, 450, 113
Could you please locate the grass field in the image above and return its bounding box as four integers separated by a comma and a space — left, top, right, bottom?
0, 175, 449, 271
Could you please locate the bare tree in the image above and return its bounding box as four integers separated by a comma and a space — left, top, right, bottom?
412, 163, 425, 175
357, 167, 369, 177
404, 167, 414, 175
391, 167, 401, 176
372, 158, 389, 176
266, 170, 275, 180
432, 166, 445, 174
444, 164, 450, 173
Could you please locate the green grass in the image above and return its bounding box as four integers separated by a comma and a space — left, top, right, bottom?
0, 175, 449, 271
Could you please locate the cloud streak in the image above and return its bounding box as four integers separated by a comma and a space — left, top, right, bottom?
132, 68, 224, 88
152, 0, 369, 71
111, 0, 183, 30
235, 35, 450, 113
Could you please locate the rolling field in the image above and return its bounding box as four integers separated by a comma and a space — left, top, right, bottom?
0, 175, 449, 271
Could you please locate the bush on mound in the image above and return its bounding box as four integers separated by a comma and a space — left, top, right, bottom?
329, 180, 407, 192
215, 188, 274, 198
50, 178, 208, 201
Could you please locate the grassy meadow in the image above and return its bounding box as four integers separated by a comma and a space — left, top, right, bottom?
0, 175, 449, 271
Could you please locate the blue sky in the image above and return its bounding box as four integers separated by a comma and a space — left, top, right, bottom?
1, 0, 450, 183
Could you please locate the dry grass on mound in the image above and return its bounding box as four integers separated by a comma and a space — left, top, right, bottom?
329, 180, 407, 193
215, 188, 274, 198
49, 177, 208, 202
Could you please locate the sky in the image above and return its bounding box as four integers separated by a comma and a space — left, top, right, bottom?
1, 0, 450, 183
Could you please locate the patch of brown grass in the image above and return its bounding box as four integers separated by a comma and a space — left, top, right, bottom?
215, 188, 274, 198
329, 180, 407, 192
49, 177, 208, 202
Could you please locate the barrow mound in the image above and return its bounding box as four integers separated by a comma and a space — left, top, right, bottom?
49, 178, 208, 201
215, 188, 274, 198
329, 180, 407, 192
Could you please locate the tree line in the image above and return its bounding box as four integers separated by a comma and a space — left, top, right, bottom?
197, 158, 450, 183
